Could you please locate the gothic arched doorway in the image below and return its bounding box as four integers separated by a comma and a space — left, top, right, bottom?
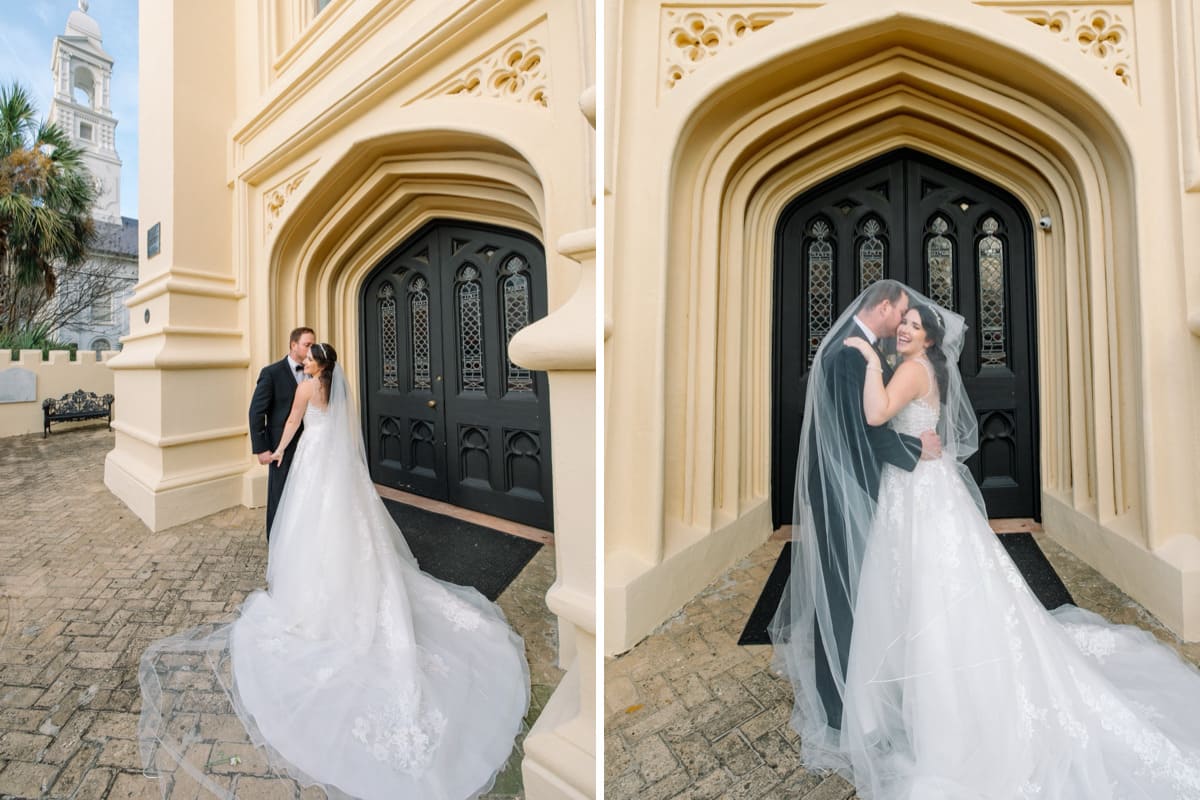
772, 148, 1040, 525
361, 220, 553, 530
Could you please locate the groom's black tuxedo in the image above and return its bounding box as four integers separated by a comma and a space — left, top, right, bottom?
808, 318, 922, 730
249, 357, 304, 539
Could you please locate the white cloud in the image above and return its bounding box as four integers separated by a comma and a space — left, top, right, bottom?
34, 3, 54, 27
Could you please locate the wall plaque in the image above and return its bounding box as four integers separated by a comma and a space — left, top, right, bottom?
147, 222, 160, 258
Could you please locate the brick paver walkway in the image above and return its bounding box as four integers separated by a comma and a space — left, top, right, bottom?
0, 426, 561, 799
605, 533, 1200, 799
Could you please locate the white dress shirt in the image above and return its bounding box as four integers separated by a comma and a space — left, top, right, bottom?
286, 355, 305, 384
852, 316, 879, 345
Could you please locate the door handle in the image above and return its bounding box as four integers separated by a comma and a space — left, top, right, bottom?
427, 399, 437, 408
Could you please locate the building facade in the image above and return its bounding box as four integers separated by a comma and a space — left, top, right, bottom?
47, 3, 138, 354
103, 1, 595, 796
605, 0, 1200, 653
51, 217, 138, 354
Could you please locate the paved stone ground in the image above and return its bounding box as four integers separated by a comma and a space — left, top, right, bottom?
604, 532, 1200, 799
0, 426, 562, 799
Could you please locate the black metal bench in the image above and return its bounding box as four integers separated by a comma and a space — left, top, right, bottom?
42, 390, 114, 437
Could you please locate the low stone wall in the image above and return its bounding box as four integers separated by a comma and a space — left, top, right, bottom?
0, 350, 117, 438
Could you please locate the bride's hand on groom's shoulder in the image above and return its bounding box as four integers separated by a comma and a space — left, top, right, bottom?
843, 337, 874, 358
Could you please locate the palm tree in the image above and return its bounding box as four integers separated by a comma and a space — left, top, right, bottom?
0, 81, 95, 337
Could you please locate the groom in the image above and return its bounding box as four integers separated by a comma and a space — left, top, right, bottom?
808, 280, 940, 730
249, 326, 315, 539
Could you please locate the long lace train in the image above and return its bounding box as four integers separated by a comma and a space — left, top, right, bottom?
836, 399, 1200, 798
138, 372, 530, 800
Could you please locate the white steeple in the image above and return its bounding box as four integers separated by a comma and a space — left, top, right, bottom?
48, 0, 122, 224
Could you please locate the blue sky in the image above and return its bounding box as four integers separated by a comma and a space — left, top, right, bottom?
0, 1, 139, 219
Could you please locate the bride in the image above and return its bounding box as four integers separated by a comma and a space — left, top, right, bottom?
770, 287, 1200, 799
137, 343, 530, 800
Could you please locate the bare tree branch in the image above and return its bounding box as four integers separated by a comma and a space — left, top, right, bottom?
0, 253, 131, 341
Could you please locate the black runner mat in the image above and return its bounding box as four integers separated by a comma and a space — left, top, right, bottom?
998, 532, 1075, 611
738, 532, 1073, 645
382, 499, 542, 601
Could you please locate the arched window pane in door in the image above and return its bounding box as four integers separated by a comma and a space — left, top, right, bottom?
978, 217, 1007, 367
806, 219, 834, 367
457, 266, 485, 392
407, 278, 431, 390
926, 216, 955, 310
502, 256, 534, 392
858, 217, 885, 287
378, 283, 399, 389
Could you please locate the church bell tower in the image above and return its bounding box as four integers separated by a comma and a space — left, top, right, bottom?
48, 0, 123, 224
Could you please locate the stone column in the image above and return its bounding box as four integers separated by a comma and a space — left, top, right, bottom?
516, 4, 596, 794
515, 228, 597, 800
104, 0, 247, 531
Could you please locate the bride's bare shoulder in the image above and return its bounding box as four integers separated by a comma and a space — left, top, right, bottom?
892, 358, 931, 393
306, 380, 331, 410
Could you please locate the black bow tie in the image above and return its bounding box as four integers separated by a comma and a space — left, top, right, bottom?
294, 364, 303, 372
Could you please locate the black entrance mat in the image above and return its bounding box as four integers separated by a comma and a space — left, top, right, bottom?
738, 541, 794, 646
997, 533, 1075, 611
382, 499, 542, 601
737, 533, 1073, 645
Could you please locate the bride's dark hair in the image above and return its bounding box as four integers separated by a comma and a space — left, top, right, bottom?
309, 342, 337, 401
912, 304, 949, 398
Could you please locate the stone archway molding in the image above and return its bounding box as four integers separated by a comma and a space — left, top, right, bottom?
266, 130, 547, 400
606, 4, 1186, 653
666, 58, 1137, 539
265, 127, 598, 797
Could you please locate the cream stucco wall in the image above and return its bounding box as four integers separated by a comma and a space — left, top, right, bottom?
103, 1, 594, 796
0, 351, 116, 438
605, 0, 1200, 654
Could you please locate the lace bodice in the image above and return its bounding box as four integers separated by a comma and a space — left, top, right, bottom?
889, 358, 939, 437
303, 400, 330, 428
891, 397, 939, 437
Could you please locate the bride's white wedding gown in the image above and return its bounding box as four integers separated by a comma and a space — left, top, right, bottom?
138, 382, 530, 800
843, 388, 1200, 799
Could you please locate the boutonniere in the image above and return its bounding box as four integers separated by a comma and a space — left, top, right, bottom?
885, 354, 898, 369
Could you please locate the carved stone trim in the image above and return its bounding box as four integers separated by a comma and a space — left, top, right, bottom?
420, 25, 551, 109
1173, 0, 1200, 192
264, 168, 311, 237
660, 6, 808, 96
1003, 6, 1136, 91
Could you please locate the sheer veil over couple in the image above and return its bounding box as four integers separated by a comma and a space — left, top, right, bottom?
137, 330, 530, 800
770, 281, 1200, 799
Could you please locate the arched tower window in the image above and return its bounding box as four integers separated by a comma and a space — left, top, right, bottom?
72, 65, 95, 108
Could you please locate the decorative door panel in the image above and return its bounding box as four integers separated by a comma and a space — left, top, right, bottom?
364, 231, 448, 501
772, 148, 1039, 525
362, 222, 553, 530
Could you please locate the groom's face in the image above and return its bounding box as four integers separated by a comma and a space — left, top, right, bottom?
289, 332, 315, 362
882, 292, 910, 337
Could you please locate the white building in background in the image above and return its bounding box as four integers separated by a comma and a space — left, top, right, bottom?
47, 1, 138, 354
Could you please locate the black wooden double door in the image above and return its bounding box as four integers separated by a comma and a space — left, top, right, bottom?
361, 222, 553, 530
773, 148, 1039, 525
